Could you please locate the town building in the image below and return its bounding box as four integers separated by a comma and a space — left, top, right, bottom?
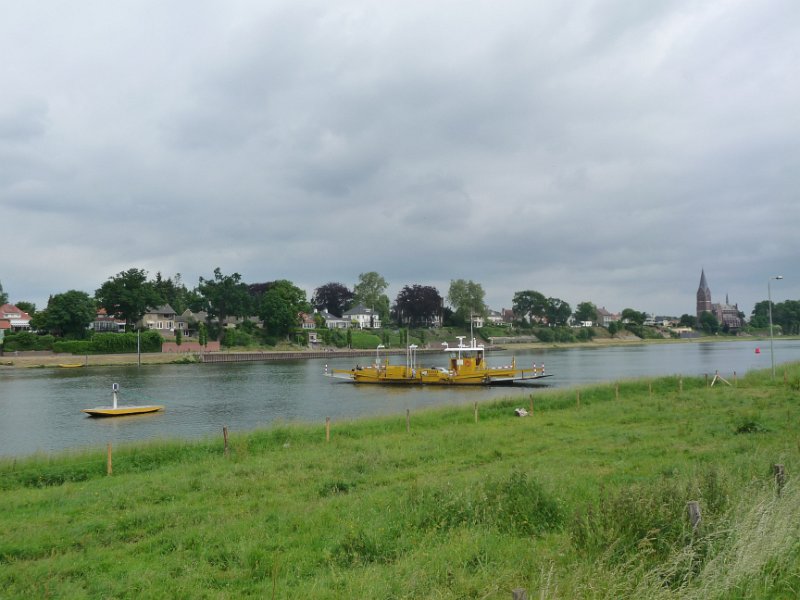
695, 269, 743, 331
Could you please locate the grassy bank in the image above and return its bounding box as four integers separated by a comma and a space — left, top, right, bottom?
2, 366, 800, 598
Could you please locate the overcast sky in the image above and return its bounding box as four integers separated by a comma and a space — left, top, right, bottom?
2, 0, 798, 317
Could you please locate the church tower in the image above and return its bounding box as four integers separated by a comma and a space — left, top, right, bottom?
696, 269, 712, 319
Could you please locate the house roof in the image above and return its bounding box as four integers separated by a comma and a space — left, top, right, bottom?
343, 304, 375, 316
0, 320, 11, 330
319, 310, 346, 321
147, 304, 176, 315
1, 303, 31, 321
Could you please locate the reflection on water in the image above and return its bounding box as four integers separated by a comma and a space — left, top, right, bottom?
1, 339, 799, 457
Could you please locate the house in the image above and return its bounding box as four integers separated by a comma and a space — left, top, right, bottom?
318, 310, 349, 329
501, 308, 515, 325
471, 314, 485, 328
139, 305, 178, 336
595, 307, 620, 328
486, 309, 504, 326
299, 313, 316, 330
343, 304, 381, 329
90, 308, 126, 333
0, 303, 31, 332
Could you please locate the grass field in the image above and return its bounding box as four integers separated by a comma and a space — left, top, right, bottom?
1, 365, 799, 598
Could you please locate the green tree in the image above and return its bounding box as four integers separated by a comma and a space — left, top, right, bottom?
678, 314, 698, 328
512, 290, 548, 324
152, 272, 193, 314
447, 279, 487, 323
14, 301, 36, 314
545, 297, 572, 327
198, 268, 251, 337
608, 321, 620, 335
353, 272, 391, 324
38, 290, 96, 338
621, 308, 647, 326
0, 280, 7, 305
198, 322, 208, 347
574, 302, 598, 323
699, 311, 720, 334
96, 268, 162, 330
259, 280, 310, 338
175, 329, 183, 346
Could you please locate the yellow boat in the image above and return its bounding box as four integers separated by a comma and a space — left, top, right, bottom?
58, 363, 84, 368
327, 337, 550, 386
83, 384, 163, 417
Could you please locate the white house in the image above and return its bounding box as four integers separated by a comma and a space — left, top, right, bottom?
343, 304, 381, 329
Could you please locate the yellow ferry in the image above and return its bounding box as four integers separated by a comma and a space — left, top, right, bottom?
82, 383, 163, 417
326, 337, 550, 386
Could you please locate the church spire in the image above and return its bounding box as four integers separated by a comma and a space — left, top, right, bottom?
697, 269, 712, 319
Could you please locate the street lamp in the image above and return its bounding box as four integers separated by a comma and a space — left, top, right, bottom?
768, 275, 783, 380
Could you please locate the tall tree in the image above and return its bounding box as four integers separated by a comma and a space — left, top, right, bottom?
0, 280, 8, 305
574, 301, 598, 323
311, 282, 354, 317
699, 311, 720, 334
447, 279, 487, 323
152, 272, 194, 314
545, 297, 572, 327
198, 268, 251, 333
38, 290, 96, 338
394, 285, 442, 327
259, 280, 310, 337
96, 268, 162, 330
353, 271, 390, 323
512, 290, 548, 324
621, 308, 647, 326
14, 301, 36, 315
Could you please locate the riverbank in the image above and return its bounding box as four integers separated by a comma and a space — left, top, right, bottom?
1, 365, 799, 598
2, 333, 786, 369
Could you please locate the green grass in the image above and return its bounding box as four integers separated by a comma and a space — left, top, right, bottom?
2, 366, 800, 598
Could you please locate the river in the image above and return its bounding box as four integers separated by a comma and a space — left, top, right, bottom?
2, 339, 799, 458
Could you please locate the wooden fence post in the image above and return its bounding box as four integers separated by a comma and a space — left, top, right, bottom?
474, 402, 478, 423
107, 442, 112, 476
679, 378, 683, 394
774, 464, 786, 496
705, 373, 708, 387
733, 371, 737, 387
223, 426, 229, 456
326, 416, 331, 442
512, 589, 528, 600
687, 501, 701, 530
615, 383, 619, 400
406, 409, 410, 433
529, 394, 534, 415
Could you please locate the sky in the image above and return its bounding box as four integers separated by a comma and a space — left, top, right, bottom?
2, 0, 798, 318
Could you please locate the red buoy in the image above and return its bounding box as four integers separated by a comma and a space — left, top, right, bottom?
755, 347, 761, 354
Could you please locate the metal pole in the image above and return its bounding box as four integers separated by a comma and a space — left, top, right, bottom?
768, 275, 783, 380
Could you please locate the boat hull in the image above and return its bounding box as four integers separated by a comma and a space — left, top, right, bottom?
82, 406, 163, 417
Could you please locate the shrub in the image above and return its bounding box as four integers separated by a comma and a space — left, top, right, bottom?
2, 332, 55, 351
53, 340, 92, 354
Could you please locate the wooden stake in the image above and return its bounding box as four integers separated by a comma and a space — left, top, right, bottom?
679, 378, 683, 394
474, 401, 478, 423
106, 442, 112, 476
223, 426, 229, 456
406, 408, 410, 433
326, 416, 331, 442
733, 371, 737, 386
529, 394, 534, 415
576, 390, 581, 408
687, 501, 701, 530
615, 383, 619, 400
705, 373, 708, 387
774, 464, 786, 496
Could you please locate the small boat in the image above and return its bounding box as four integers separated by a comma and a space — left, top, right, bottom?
58, 363, 84, 368
326, 337, 552, 386
83, 383, 163, 417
